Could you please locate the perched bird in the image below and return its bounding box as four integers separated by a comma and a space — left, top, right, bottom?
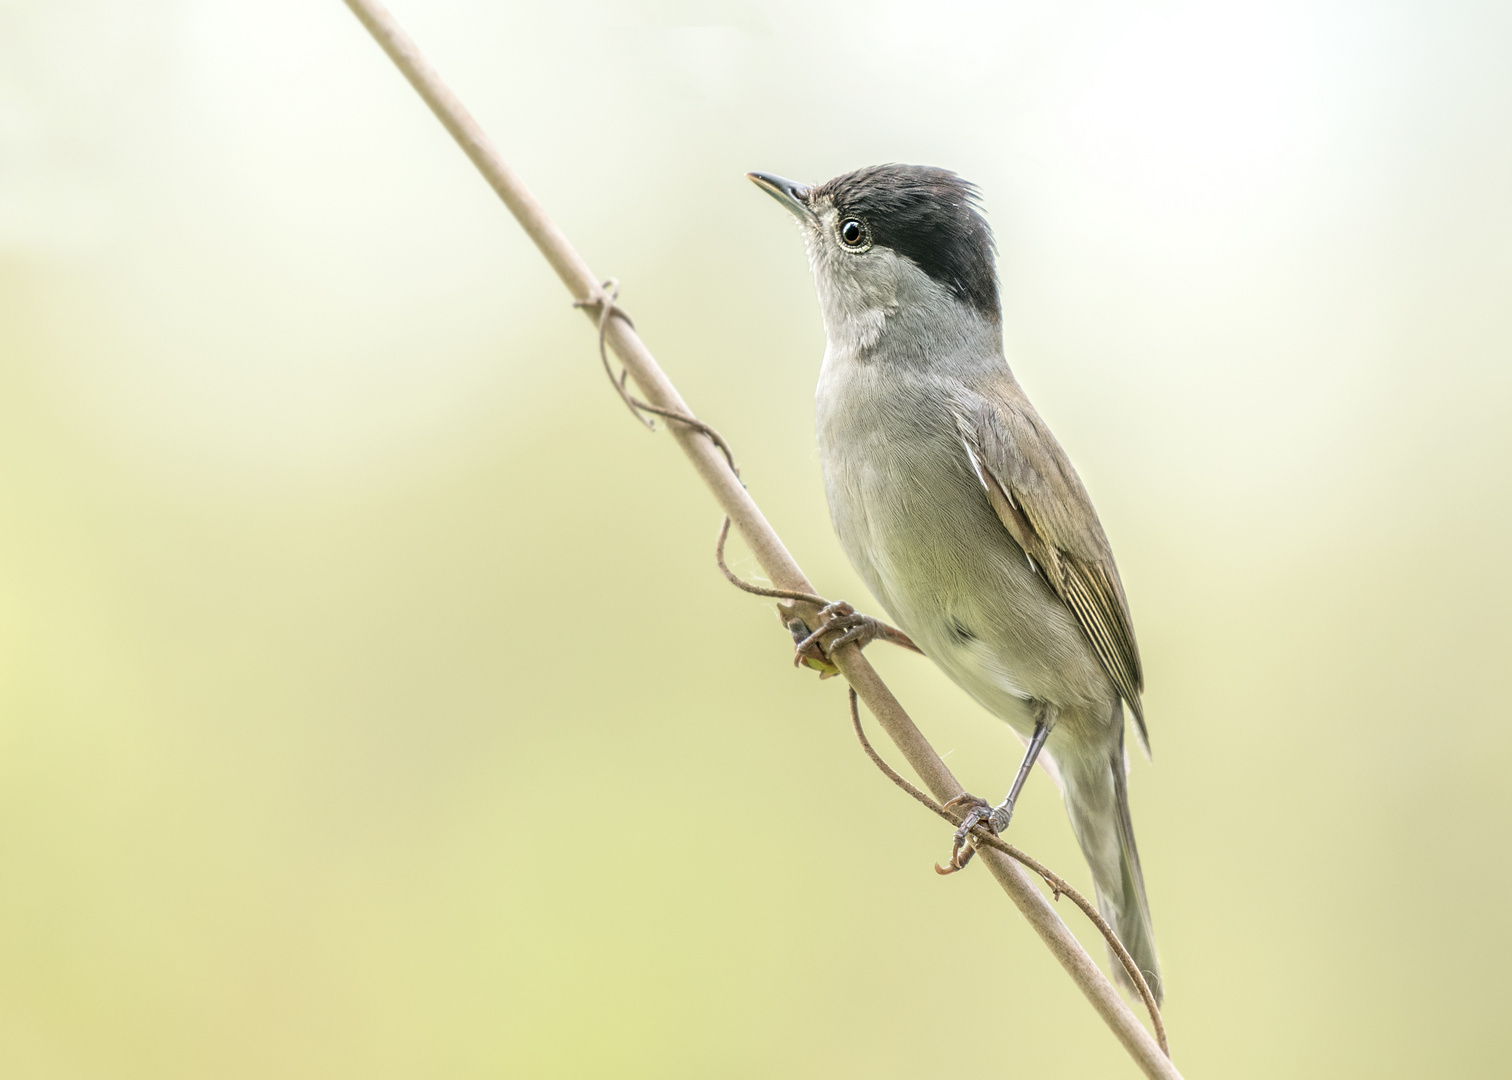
749, 164, 1161, 1002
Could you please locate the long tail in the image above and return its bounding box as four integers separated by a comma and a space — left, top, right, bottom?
1060, 720, 1162, 1004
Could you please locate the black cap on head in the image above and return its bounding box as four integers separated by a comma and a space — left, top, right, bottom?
815, 164, 999, 322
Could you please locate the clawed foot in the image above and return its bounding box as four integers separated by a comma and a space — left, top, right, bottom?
935, 793, 1014, 875
784, 614, 841, 678
789, 601, 922, 675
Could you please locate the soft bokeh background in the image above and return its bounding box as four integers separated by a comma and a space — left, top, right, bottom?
2, 0, 1510, 1075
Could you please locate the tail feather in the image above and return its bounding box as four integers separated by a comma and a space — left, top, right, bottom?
1061, 723, 1162, 1004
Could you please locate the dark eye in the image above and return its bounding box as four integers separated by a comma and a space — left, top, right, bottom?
839, 219, 866, 247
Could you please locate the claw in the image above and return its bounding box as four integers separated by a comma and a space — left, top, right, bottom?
828, 619, 875, 650
792, 601, 856, 658
939, 792, 1013, 873
789, 601, 921, 676
934, 845, 977, 875
786, 616, 840, 677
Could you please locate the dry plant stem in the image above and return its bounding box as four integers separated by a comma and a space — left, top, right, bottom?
847, 690, 1169, 1055
720, 520, 1166, 1049
714, 516, 828, 606
340, 3, 1182, 1076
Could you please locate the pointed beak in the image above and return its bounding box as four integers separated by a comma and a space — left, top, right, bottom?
747, 171, 816, 223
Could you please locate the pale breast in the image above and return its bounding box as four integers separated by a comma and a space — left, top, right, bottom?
815, 355, 1113, 730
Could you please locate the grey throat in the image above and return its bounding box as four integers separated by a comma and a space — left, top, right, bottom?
750, 164, 1162, 1003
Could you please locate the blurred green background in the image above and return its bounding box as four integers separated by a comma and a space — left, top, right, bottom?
2, 0, 1511, 1076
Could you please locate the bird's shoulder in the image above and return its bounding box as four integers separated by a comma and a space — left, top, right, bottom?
951, 370, 1112, 564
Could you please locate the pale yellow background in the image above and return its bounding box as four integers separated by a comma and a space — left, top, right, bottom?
2, 1, 1509, 1076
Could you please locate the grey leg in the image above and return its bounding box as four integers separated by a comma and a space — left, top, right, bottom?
993, 719, 1051, 831
941, 719, 1051, 871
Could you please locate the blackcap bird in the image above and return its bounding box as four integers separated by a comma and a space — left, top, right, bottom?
749, 164, 1162, 1003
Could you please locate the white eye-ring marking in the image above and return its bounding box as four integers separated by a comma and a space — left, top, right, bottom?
837, 217, 872, 253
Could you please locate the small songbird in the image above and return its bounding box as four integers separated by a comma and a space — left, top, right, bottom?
749, 164, 1161, 1002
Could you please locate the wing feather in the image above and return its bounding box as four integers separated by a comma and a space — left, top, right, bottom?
955, 388, 1149, 751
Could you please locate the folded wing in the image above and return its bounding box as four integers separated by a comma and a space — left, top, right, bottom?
955, 385, 1148, 751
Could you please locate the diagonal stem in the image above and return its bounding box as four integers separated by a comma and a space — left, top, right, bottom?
338, 2, 1183, 1076
845, 689, 1168, 1055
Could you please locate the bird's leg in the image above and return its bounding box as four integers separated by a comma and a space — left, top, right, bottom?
789, 601, 922, 673
941, 719, 1051, 872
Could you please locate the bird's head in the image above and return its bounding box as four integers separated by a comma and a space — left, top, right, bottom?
748, 164, 999, 354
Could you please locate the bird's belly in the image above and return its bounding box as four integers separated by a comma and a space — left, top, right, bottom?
819, 409, 1110, 733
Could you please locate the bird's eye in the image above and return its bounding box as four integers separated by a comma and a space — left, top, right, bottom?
839, 218, 867, 248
